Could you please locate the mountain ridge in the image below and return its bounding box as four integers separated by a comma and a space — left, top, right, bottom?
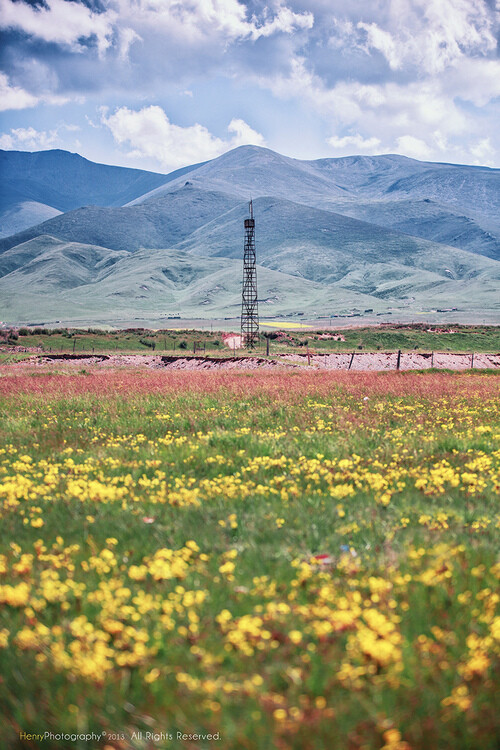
0, 145, 499, 323
0, 149, 205, 237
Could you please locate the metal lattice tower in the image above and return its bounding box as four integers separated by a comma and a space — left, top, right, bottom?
241, 200, 259, 348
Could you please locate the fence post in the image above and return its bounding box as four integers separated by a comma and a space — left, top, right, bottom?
431, 351, 434, 367
396, 350, 401, 370
471, 352, 474, 369
266, 337, 270, 356
348, 352, 355, 370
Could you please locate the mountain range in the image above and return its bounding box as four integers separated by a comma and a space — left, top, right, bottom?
0, 146, 499, 325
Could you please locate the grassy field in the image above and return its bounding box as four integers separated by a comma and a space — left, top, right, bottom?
1, 324, 500, 359
0, 369, 499, 749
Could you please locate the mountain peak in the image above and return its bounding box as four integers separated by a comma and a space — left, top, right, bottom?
0, 143, 499, 322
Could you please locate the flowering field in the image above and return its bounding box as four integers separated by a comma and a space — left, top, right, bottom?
0, 369, 499, 750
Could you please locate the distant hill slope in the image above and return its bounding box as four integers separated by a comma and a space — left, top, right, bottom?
0, 200, 62, 238
2, 145, 499, 255
0, 235, 127, 292
129, 146, 350, 205
1, 186, 499, 315
134, 148, 436, 204
0, 241, 397, 322
0, 149, 168, 211
1, 235, 499, 323
0, 185, 241, 254
0, 149, 204, 237
133, 146, 500, 224
0, 145, 499, 323
1, 187, 484, 281
130, 145, 500, 259
177, 196, 500, 287
319, 198, 499, 260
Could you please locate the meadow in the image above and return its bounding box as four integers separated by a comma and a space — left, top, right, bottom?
2, 323, 500, 361
0, 368, 498, 749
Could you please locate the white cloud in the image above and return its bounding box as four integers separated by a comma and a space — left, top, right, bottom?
357, 22, 402, 70
356, 0, 497, 75
2, 0, 499, 167
470, 137, 496, 166
258, 56, 468, 132
0, 121, 81, 151
118, 26, 141, 61
0, 134, 14, 149
396, 135, 433, 161
0, 126, 59, 150
101, 105, 266, 170
0, 72, 38, 111
0, 0, 312, 62
327, 134, 382, 152
0, 0, 117, 56
0, 72, 68, 111
248, 5, 314, 40
101, 106, 226, 169
110, 0, 313, 44
254, 53, 500, 164
228, 118, 266, 147
445, 58, 500, 107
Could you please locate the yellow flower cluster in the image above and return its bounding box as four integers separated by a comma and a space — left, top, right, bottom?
0, 379, 498, 748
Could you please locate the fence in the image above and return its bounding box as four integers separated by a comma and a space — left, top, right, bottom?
275, 350, 500, 370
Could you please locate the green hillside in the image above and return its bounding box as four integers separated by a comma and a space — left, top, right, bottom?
1, 235, 499, 324
0, 146, 499, 325
178, 196, 500, 287
0, 186, 241, 254
0, 235, 126, 285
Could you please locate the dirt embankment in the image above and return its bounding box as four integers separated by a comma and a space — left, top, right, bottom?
158, 356, 291, 370
3, 351, 499, 371
277, 351, 500, 370
8, 353, 293, 370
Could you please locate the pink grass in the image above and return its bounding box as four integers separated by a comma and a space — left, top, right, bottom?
0, 369, 497, 401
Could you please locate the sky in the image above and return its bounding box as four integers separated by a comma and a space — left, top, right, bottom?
0, 0, 499, 173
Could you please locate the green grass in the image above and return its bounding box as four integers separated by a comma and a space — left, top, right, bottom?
2, 323, 500, 357
4, 329, 227, 355
0, 370, 498, 749
306, 324, 500, 352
